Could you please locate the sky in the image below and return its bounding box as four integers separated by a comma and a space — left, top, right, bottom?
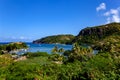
0, 0, 120, 42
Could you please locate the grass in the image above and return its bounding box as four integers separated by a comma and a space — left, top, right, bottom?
17, 56, 51, 65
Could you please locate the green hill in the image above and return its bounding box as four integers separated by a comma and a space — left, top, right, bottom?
73, 22, 120, 44
33, 34, 75, 44
33, 23, 120, 47
73, 22, 120, 52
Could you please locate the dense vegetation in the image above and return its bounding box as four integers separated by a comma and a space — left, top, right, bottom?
0, 42, 28, 54
33, 34, 75, 44
0, 43, 120, 80
73, 22, 120, 44
0, 23, 120, 79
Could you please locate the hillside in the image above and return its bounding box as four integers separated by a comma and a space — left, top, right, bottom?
33, 34, 75, 44
33, 23, 120, 46
72, 22, 120, 52
73, 22, 120, 44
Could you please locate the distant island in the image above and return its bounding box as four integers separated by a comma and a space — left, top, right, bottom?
33, 34, 75, 44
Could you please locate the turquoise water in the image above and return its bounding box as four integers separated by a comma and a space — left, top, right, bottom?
26, 43, 72, 53
0, 42, 72, 54
0, 42, 98, 54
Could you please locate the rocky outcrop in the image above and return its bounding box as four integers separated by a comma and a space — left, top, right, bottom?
73, 22, 120, 44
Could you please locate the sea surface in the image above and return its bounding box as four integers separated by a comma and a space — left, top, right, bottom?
0, 42, 72, 54
0, 42, 98, 55
27, 43, 72, 53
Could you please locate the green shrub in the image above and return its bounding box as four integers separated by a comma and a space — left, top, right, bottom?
6, 62, 43, 80
23, 51, 49, 58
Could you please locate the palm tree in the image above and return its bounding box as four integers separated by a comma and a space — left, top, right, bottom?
68, 43, 93, 61
51, 46, 58, 53
58, 48, 64, 53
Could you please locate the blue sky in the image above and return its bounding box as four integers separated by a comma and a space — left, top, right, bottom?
0, 0, 120, 42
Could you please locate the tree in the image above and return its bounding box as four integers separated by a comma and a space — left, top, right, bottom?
58, 48, 65, 53
50, 46, 65, 62
51, 46, 58, 53
64, 43, 93, 62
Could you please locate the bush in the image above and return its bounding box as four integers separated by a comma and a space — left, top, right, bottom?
0, 54, 13, 67
23, 51, 49, 58
0, 50, 4, 55
6, 62, 43, 80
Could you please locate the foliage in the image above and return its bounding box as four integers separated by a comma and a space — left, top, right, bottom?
0, 54, 13, 80
0, 42, 28, 53
0, 54, 13, 67
64, 43, 93, 62
0, 50, 120, 80
51, 46, 65, 53
33, 34, 75, 44
74, 23, 120, 44
6, 61, 43, 80
93, 41, 120, 53
0, 50, 4, 55
23, 51, 49, 58
48, 53, 64, 61
51, 46, 59, 53
50, 46, 65, 61
80, 52, 120, 79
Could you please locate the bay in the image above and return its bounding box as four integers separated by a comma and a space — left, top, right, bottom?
0, 42, 72, 54
26, 43, 72, 53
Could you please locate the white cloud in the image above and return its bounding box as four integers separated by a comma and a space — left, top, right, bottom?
104, 8, 120, 23
111, 9, 119, 14
104, 12, 110, 16
96, 3, 106, 11
96, 3, 120, 23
